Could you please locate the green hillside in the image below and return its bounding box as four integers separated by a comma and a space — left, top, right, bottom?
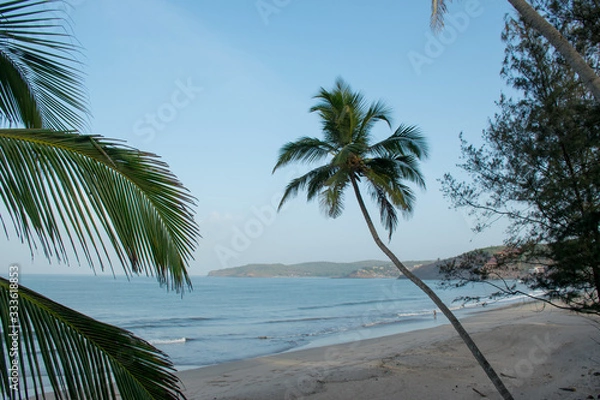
208, 259, 434, 278
207, 246, 515, 279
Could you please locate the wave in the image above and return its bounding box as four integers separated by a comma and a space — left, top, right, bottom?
122, 316, 214, 330
262, 309, 435, 328
297, 297, 413, 311
149, 337, 189, 345
362, 317, 422, 328
263, 315, 344, 324
396, 309, 433, 317
361, 309, 435, 328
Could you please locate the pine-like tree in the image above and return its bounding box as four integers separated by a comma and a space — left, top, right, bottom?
441, 0, 600, 314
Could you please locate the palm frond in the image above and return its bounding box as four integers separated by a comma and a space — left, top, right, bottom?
330, 142, 367, 169
0, 129, 199, 291
368, 184, 399, 240
0, 277, 184, 399
319, 186, 345, 218
366, 153, 427, 191
365, 156, 426, 195
306, 165, 337, 201
364, 158, 418, 237
277, 165, 336, 211
356, 100, 392, 142
0, 52, 41, 128
392, 154, 427, 189
367, 156, 424, 198
368, 124, 429, 160
272, 137, 334, 173
0, 0, 89, 130
370, 174, 416, 214
431, 0, 451, 31
319, 170, 349, 218
310, 78, 367, 147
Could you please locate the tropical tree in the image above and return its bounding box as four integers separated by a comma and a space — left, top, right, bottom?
431, 0, 600, 101
440, 0, 600, 314
0, 1, 199, 399
273, 78, 514, 400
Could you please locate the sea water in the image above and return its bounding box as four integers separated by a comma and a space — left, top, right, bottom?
17, 274, 528, 370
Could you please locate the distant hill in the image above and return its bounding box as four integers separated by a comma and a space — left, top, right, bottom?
207, 246, 514, 279
398, 245, 508, 280
208, 259, 435, 279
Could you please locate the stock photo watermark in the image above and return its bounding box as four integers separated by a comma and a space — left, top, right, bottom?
133, 78, 203, 143
283, 323, 366, 399
283, 281, 413, 399
213, 164, 302, 268
7, 264, 21, 397
502, 332, 560, 387
214, 193, 283, 268
407, 0, 484, 76
256, 0, 294, 25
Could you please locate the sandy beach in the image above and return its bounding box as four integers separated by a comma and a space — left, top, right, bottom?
177, 301, 600, 399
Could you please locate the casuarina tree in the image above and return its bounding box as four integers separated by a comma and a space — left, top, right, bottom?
440, 0, 600, 314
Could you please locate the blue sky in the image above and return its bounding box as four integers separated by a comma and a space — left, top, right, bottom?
5, 0, 518, 276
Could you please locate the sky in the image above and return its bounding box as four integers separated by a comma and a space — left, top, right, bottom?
4, 0, 519, 276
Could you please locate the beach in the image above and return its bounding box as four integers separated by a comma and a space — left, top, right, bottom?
177, 302, 600, 399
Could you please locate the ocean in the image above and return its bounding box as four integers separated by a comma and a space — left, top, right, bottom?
18, 274, 527, 370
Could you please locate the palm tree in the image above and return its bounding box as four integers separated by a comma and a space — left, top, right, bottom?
0, 1, 199, 398
273, 78, 514, 400
431, 0, 600, 101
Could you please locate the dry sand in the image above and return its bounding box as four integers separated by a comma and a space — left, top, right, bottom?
177, 301, 600, 400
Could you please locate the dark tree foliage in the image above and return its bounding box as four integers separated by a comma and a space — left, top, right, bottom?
440, 0, 600, 314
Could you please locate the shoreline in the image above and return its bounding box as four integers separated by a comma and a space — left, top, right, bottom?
175, 295, 530, 372
177, 301, 600, 399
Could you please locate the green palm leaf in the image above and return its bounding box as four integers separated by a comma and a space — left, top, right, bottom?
319, 170, 349, 218
277, 165, 337, 211
362, 156, 421, 239
368, 184, 400, 239
0, 0, 89, 130
356, 100, 392, 142
368, 124, 429, 160
0, 277, 184, 399
365, 155, 426, 192
272, 137, 334, 172
0, 129, 199, 291
310, 78, 383, 147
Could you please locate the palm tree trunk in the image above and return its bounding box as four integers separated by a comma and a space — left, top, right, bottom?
350, 177, 514, 400
507, 0, 600, 101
